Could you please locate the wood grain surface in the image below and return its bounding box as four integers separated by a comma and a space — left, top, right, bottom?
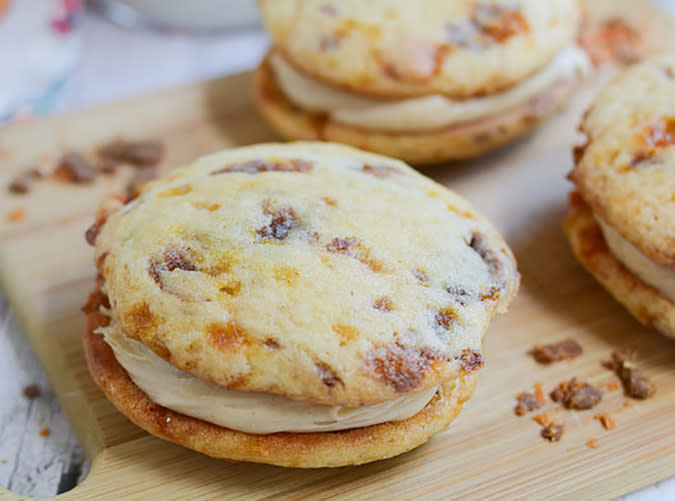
0, 298, 88, 497
0, 1, 674, 498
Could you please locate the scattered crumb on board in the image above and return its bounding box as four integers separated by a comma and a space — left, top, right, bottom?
530, 338, 583, 364
606, 349, 656, 399
22, 384, 41, 399
7, 208, 26, 222
516, 342, 657, 446
550, 378, 602, 410
6, 137, 165, 195
594, 413, 616, 431
541, 423, 565, 442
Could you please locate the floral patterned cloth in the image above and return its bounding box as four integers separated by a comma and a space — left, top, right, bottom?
0, 0, 82, 122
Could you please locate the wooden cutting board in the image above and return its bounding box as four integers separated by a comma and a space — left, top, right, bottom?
1, 1, 674, 499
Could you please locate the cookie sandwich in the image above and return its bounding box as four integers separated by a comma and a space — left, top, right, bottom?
565, 54, 675, 338
83, 142, 519, 467
254, 0, 590, 165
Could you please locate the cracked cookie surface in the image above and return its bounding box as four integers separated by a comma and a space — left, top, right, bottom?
93, 142, 519, 406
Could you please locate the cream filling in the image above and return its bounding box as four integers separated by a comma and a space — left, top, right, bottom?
596, 215, 675, 301
97, 321, 438, 434
270, 45, 591, 132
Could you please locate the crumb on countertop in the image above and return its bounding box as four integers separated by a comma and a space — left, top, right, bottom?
6, 137, 165, 194
531, 338, 583, 364
594, 412, 616, 431
541, 422, 565, 442
515, 391, 542, 416
586, 438, 599, 449
7, 207, 26, 222
53, 152, 98, 184
550, 378, 602, 410
97, 138, 164, 167
22, 384, 41, 399
606, 348, 655, 399
8, 168, 41, 194
533, 412, 554, 426
97, 156, 118, 174
39, 427, 51, 438
534, 383, 546, 405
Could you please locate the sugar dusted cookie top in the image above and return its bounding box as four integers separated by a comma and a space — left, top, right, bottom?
95, 143, 518, 406
258, 0, 581, 99
570, 54, 675, 269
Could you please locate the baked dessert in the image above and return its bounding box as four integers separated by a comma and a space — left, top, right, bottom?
565, 54, 675, 338
83, 142, 519, 467
254, 0, 590, 165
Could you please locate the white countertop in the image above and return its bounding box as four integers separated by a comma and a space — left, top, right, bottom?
0, 3, 674, 498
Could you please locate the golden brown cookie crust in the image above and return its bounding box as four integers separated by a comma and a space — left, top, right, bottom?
254, 55, 579, 164
258, 0, 581, 100
569, 54, 675, 269
564, 193, 675, 338
83, 309, 480, 467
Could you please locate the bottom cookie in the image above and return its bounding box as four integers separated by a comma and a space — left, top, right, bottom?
564, 192, 675, 338
83, 307, 480, 468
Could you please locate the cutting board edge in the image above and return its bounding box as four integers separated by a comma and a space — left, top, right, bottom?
0, 249, 106, 463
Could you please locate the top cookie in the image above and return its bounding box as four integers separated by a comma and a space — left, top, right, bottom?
569, 54, 675, 269
258, 0, 581, 99
94, 143, 518, 407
